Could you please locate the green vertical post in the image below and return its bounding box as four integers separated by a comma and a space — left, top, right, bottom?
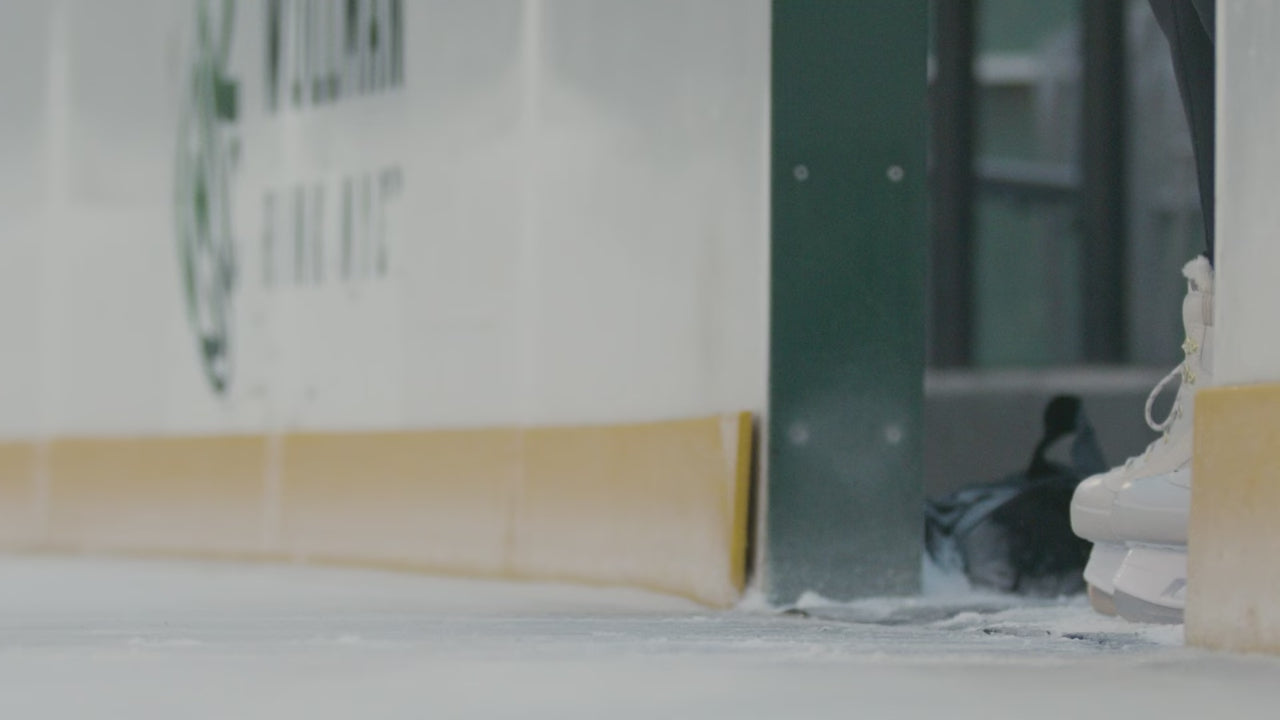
765, 0, 928, 604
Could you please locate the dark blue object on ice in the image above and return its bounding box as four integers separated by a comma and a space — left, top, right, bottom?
925, 395, 1107, 597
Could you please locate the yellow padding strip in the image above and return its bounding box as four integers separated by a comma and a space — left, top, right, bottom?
280, 429, 519, 575
511, 416, 749, 604
0, 442, 40, 547
43, 436, 272, 556
1, 413, 753, 607
1189, 384, 1280, 652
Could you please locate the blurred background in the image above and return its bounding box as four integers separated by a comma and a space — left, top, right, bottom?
924, 0, 1203, 497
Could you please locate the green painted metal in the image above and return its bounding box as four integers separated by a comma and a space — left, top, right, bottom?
765, 0, 928, 603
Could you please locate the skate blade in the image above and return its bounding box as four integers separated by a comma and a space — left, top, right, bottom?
1083, 542, 1126, 592
1088, 584, 1118, 616
1114, 589, 1184, 625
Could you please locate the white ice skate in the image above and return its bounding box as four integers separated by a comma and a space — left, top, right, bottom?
1070, 256, 1212, 615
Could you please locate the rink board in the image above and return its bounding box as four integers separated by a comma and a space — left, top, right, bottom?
1187, 1, 1280, 652
4, 414, 752, 607
1190, 387, 1280, 651
0, 1, 767, 608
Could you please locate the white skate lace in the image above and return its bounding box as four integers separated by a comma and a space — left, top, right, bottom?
1124, 352, 1194, 470
1143, 366, 1183, 434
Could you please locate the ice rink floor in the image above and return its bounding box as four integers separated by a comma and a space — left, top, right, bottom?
2, 555, 1279, 719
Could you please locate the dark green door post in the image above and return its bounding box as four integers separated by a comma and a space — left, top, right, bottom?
765, 0, 928, 604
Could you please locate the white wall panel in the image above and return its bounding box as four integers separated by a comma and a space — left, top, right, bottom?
1214, 0, 1280, 386
0, 0, 769, 437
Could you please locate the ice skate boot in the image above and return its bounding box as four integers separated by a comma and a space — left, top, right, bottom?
1070, 256, 1212, 614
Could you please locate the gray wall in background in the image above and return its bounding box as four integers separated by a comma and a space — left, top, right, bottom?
924, 368, 1167, 498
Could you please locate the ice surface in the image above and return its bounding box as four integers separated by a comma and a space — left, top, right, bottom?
1, 554, 1278, 719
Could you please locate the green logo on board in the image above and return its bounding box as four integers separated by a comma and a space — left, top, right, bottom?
175, 0, 239, 395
